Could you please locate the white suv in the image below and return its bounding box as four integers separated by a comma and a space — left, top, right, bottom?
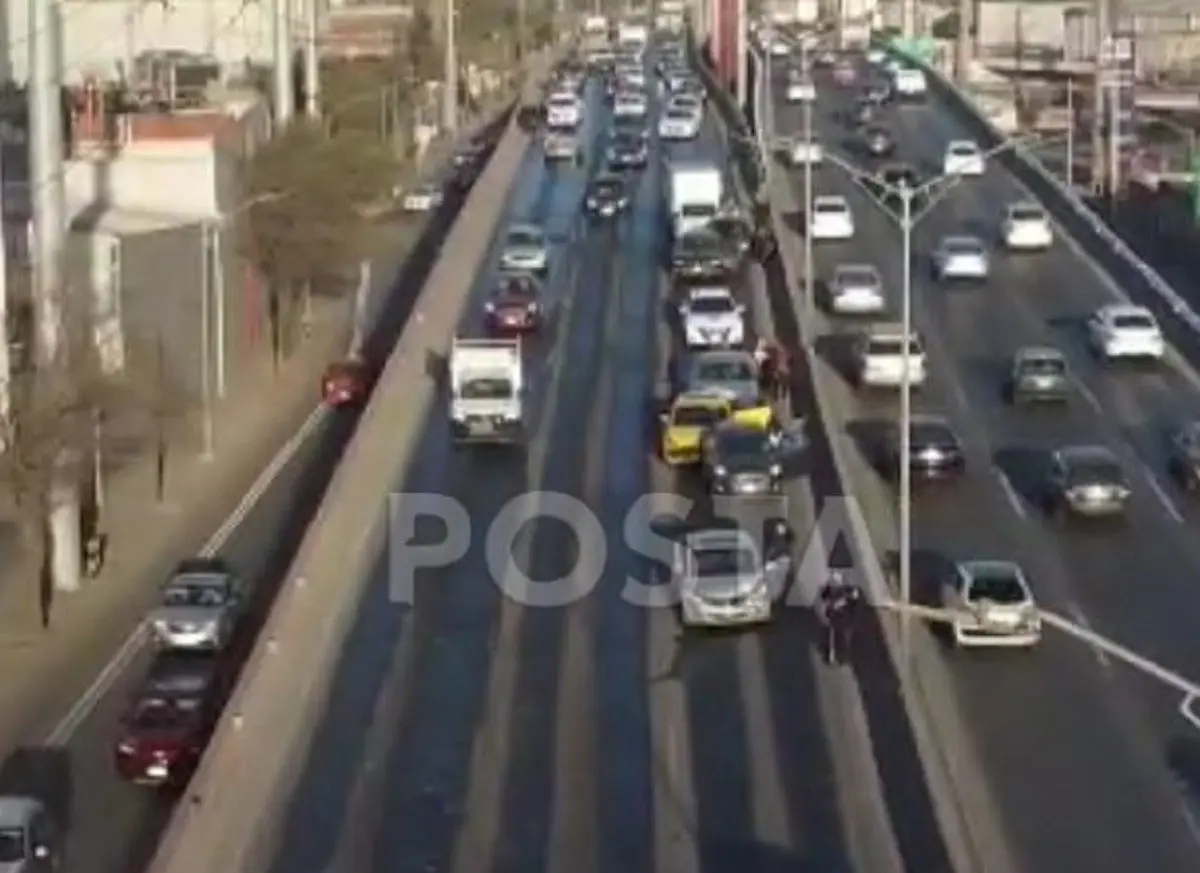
679, 287, 746, 348
1087, 304, 1164, 361
943, 139, 985, 176
854, 324, 926, 389
809, 195, 854, 240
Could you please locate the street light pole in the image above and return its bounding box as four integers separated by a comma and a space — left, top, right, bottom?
443, 0, 458, 133
802, 95, 814, 324
899, 189, 914, 660
1066, 80, 1075, 189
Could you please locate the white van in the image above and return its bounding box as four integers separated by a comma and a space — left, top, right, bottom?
892, 67, 927, 101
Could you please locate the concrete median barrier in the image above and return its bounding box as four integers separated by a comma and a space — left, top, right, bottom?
143, 55, 555, 873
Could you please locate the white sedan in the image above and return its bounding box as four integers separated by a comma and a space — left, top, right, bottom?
943, 139, 985, 176
788, 138, 823, 166
786, 77, 816, 103
808, 195, 854, 240
933, 235, 989, 280
613, 91, 648, 119
1087, 304, 1165, 361
944, 560, 1041, 650
658, 107, 701, 140
1002, 202, 1053, 250
827, 264, 885, 314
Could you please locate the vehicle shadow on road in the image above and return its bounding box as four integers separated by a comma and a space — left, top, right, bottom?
845, 417, 891, 476
992, 445, 1050, 509
0, 747, 71, 832
813, 332, 860, 387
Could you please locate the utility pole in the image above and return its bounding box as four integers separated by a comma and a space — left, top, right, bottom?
735, 0, 747, 110
30, 0, 81, 593
954, 0, 971, 82
304, 0, 320, 119
1091, 0, 1108, 192
442, 0, 458, 133
273, 0, 294, 128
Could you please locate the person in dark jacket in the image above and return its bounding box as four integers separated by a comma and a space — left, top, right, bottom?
817, 572, 864, 665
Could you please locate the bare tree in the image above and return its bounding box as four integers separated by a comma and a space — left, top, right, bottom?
0, 273, 179, 629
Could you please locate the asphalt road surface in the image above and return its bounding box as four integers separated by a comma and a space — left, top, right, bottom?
0, 125, 504, 873
265, 65, 956, 873
767, 52, 1200, 873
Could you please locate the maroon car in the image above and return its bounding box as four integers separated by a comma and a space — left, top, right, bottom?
322, 357, 372, 407
114, 653, 227, 789
485, 275, 543, 334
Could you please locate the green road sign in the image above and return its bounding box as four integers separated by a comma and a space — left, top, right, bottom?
886, 35, 937, 64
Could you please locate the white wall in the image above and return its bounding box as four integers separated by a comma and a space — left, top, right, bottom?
6, 0, 303, 84
65, 141, 220, 219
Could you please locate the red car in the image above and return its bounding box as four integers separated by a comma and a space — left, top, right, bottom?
114, 653, 227, 789
485, 275, 543, 334
322, 357, 372, 407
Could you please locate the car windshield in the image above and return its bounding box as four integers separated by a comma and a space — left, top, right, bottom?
836, 267, 878, 286
680, 205, 716, 220
673, 405, 725, 426
667, 108, 692, 119
814, 200, 845, 213
868, 128, 888, 140
1011, 206, 1044, 222
497, 278, 536, 298
618, 94, 644, 105
461, 378, 513, 400
162, 578, 228, 607
910, 422, 954, 445
697, 360, 754, 382
694, 546, 757, 577
718, 430, 772, 457
944, 238, 982, 254
967, 569, 1026, 603
130, 696, 202, 730
1063, 455, 1124, 486
593, 180, 622, 197
950, 143, 977, 155
884, 169, 916, 186
867, 337, 921, 356
689, 295, 734, 314
0, 828, 24, 862
1020, 355, 1065, 375
507, 230, 541, 247
1112, 313, 1155, 330
548, 96, 575, 108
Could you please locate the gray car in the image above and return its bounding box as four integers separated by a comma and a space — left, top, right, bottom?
1005, 346, 1070, 403
673, 528, 790, 627
681, 350, 760, 408
0, 795, 59, 873
1044, 445, 1131, 518
150, 558, 245, 652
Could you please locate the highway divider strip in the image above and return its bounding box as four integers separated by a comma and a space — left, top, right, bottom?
695, 39, 1017, 873
890, 44, 1200, 369
143, 53, 556, 873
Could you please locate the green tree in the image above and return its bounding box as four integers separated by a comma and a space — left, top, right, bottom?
241, 121, 399, 361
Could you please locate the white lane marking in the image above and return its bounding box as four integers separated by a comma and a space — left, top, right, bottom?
1075, 379, 1102, 414
1064, 600, 1111, 670
1141, 462, 1185, 524
46, 403, 329, 745
991, 466, 1027, 520
1178, 799, 1200, 852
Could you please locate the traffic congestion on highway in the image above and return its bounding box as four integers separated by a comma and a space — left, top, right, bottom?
5, 11, 1200, 873
760, 21, 1200, 873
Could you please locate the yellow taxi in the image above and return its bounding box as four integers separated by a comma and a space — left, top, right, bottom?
729, 398, 775, 431
660, 392, 731, 466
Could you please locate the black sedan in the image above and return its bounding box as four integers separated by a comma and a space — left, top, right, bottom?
861, 125, 895, 158
607, 133, 648, 170
671, 229, 738, 284
585, 175, 629, 218
702, 423, 785, 495
883, 415, 965, 482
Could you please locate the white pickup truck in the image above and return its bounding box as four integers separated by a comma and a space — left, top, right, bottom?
449, 338, 524, 444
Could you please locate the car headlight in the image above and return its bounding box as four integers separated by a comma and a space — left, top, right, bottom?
117, 740, 137, 755
712, 464, 728, 477
484, 301, 495, 312
769, 463, 782, 476
527, 302, 538, 312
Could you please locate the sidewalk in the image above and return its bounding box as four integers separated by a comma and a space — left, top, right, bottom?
0, 215, 427, 754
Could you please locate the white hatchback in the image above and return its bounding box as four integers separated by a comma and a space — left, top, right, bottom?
827, 264, 885, 314
933, 235, 990, 280
945, 560, 1041, 649
809, 195, 854, 240
1087, 304, 1165, 361
854, 325, 926, 389
943, 139, 985, 176
1002, 202, 1053, 250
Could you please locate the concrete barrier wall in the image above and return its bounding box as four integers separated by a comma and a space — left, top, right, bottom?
142, 55, 554, 873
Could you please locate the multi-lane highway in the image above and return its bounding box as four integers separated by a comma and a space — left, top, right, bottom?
766, 51, 1200, 873
263, 67, 956, 873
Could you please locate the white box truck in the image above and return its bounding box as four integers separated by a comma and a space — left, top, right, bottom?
449, 337, 524, 444
667, 161, 724, 237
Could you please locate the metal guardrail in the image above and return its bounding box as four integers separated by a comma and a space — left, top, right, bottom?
891, 44, 1200, 366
